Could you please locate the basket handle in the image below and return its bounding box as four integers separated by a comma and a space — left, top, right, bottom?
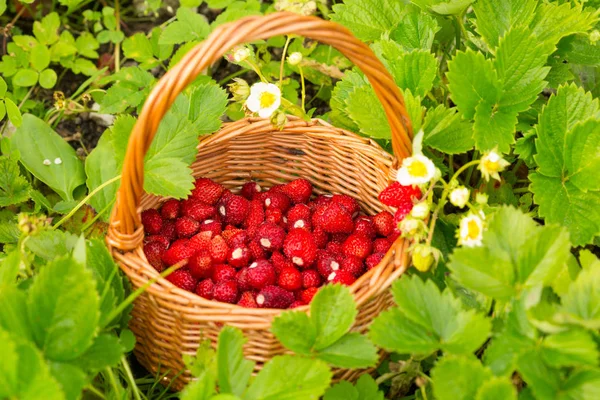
109, 11, 413, 245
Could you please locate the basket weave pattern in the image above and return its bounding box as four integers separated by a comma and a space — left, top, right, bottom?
107, 13, 413, 391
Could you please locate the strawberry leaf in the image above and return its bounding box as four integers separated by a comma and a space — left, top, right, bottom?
311, 284, 357, 350
217, 327, 254, 396
558, 262, 600, 330
330, 0, 406, 41
72, 333, 124, 373
345, 85, 390, 139
472, 0, 537, 50
423, 104, 474, 154
0, 154, 31, 207
316, 332, 378, 369
330, 70, 366, 132
271, 311, 316, 355
159, 8, 210, 45
475, 377, 517, 400
431, 355, 493, 400
390, 10, 439, 51
541, 330, 599, 368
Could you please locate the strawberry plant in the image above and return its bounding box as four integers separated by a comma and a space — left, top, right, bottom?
1, 0, 600, 399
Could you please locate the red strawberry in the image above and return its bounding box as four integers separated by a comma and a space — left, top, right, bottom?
340, 256, 364, 277
247, 260, 276, 289
270, 251, 294, 273
366, 252, 385, 270
222, 227, 244, 244
277, 266, 302, 291
160, 220, 176, 241
162, 239, 195, 266
144, 241, 166, 272
175, 217, 200, 238
331, 194, 360, 217
331, 233, 349, 244
328, 270, 356, 286
241, 181, 262, 200
181, 198, 215, 221
141, 209, 163, 235
236, 268, 252, 292
264, 191, 291, 213
312, 227, 329, 249
243, 200, 265, 236
189, 231, 213, 253
249, 240, 267, 260
265, 207, 284, 225
388, 230, 401, 243
373, 238, 392, 254
210, 235, 229, 263
226, 230, 248, 248
299, 287, 319, 304
282, 178, 313, 204
256, 285, 294, 309
319, 202, 354, 233
255, 222, 285, 251
195, 279, 214, 299
166, 269, 197, 291
160, 199, 180, 220
213, 264, 237, 282
343, 234, 373, 260
198, 219, 222, 237
283, 228, 318, 268
394, 204, 414, 225
317, 251, 340, 278
290, 300, 307, 308
191, 178, 224, 205
302, 270, 322, 288
353, 216, 376, 239
313, 195, 332, 209
237, 291, 258, 307
218, 195, 249, 226
373, 211, 394, 237
145, 235, 170, 249
228, 246, 251, 268
325, 241, 343, 255
213, 280, 238, 304
189, 251, 213, 279
378, 182, 421, 208
220, 189, 234, 203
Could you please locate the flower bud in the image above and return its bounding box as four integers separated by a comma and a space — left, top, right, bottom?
270, 110, 288, 130
233, 47, 251, 63
412, 244, 434, 272
411, 202, 430, 219
228, 78, 250, 102
591, 30, 600, 43
287, 52, 303, 66
449, 186, 470, 208
475, 192, 489, 205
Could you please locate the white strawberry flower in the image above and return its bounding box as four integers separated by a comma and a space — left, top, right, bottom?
479, 149, 509, 182
458, 213, 485, 247
396, 154, 436, 186
449, 186, 470, 208
410, 202, 430, 219
245, 82, 282, 118
233, 47, 251, 62
287, 52, 303, 66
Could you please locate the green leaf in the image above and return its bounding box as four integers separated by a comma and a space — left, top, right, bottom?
517, 351, 561, 400
30, 44, 50, 71
423, 105, 474, 154
559, 263, 600, 329
475, 377, 517, 400
159, 8, 210, 45
530, 2, 598, 50
559, 35, 600, 66
27, 256, 99, 361
211, 0, 262, 27
25, 230, 78, 261
0, 220, 20, 244
217, 327, 254, 396
541, 330, 599, 368
0, 286, 32, 342
146, 105, 197, 164
0, 328, 19, 398
448, 207, 571, 301
33, 12, 60, 45
390, 10, 439, 51
472, 100, 518, 153
413, 0, 472, 16
12, 115, 85, 201
311, 284, 357, 350
108, 114, 136, 165
5, 98, 22, 127
345, 85, 390, 139
245, 355, 332, 400
185, 340, 217, 379
0, 250, 20, 284
355, 375, 384, 400
559, 368, 600, 399
316, 332, 378, 368
187, 82, 228, 135
144, 158, 194, 198
330, 0, 406, 41
99, 67, 154, 114
48, 362, 87, 400
75, 32, 99, 59
432, 355, 493, 400
13, 68, 38, 87
0, 0, 6, 17
180, 371, 216, 400
369, 308, 440, 354
472, 0, 537, 50
74, 333, 124, 372
39, 69, 57, 89
324, 381, 358, 400
123, 32, 157, 67
0, 154, 31, 206
271, 311, 315, 355
85, 134, 120, 221
330, 70, 366, 132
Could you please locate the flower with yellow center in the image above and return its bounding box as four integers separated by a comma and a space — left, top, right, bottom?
449, 186, 470, 208
458, 213, 484, 247
396, 154, 436, 186
245, 82, 282, 118
478, 149, 509, 181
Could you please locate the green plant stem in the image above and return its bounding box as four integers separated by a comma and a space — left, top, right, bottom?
9, 5, 27, 26
245, 59, 268, 83
52, 175, 122, 230
299, 65, 306, 112
218, 68, 248, 86
464, 151, 480, 186
104, 368, 122, 397
85, 385, 105, 399
279, 35, 292, 86
114, 0, 121, 73
18, 86, 35, 109
82, 199, 116, 236
513, 187, 530, 194
121, 356, 143, 400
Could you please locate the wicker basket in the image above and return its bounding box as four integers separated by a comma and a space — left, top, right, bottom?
106, 11, 413, 391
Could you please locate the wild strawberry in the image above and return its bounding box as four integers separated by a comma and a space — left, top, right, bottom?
331, 194, 360, 217
145, 235, 170, 249
312, 227, 329, 249
277, 266, 302, 291
325, 241, 343, 255
237, 291, 258, 307
256, 285, 294, 309
181, 198, 215, 221
222, 227, 244, 244
189, 231, 213, 253
220, 189, 234, 203
299, 287, 319, 304
144, 241, 166, 272
160, 199, 180, 220
265, 207, 284, 226
241, 181, 262, 200
286, 204, 311, 230
284, 228, 318, 268
213, 280, 238, 304
189, 251, 213, 279
373, 211, 394, 237
378, 182, 421, 208
313, 194, 332, 208
340, 256, 364, 277
160, 220, 177, 241
218, 195, 250, 226
166, 269, 197, 291
236, 268, 252, 292
366, 252, 385, 270
226, 230, 248, 248
290, 300, 307, 308
162, 239, 195, 266
317, 251, 340, 278
195, 279, 214, 300
191, 178, 224, 205
353, 216, 376, 239
388, 230, 401, 243
247, 260, 276, 289
213, 264, 237, 283
343, 234, 373, 260
373, 238, 392, 254
249, 240, 267, 260
328, 270, 356, 286
198, 219, 222, 237
270, 251, 294, 273
228, 246, 251, 268
141, 209, 163, 235
319, 202, 354, 233
207, 234, 227, 262
255, 222, 285, 251
175, 216, 201, 238
282, 178, 313, 204
331, 233, 349, 244
243, 200, 265, 236
264, 191, 291, 213
302, 270, 321, 288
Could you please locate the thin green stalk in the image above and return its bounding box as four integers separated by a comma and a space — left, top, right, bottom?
279, 35, 293, 86
85, 384, 106, 399
104, 367, 122, 398
82, 198, 116, 236
114, 0, 121, 73
121, 356, 143, 400
299, 65, 306, 112
464, 151, 480, 186
218, 68, 248, 86
245, 59, 268, 83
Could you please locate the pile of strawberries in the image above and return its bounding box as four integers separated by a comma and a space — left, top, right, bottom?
142, 177, 406, 309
